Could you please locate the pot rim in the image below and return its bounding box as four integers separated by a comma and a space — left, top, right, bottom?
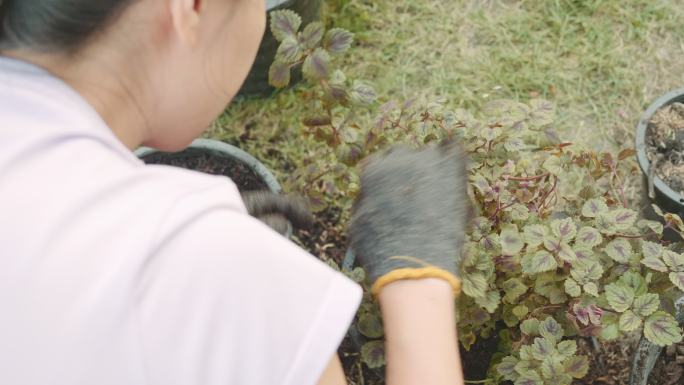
635, 88, 684, 204
135, 138, 283, 194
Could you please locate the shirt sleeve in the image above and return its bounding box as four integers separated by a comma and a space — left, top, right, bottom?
135, 209, 362, 385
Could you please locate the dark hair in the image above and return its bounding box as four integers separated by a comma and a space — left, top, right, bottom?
0, 0, 134, 53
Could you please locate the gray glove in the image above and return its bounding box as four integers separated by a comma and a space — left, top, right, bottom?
349, 142, 470, 295
241, 191, 313, 236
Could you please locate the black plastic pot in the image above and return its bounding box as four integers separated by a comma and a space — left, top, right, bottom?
135, 138, 290, 236
629, 296, 684, 385
238, 0, 323, 96
636, 88, 684, 230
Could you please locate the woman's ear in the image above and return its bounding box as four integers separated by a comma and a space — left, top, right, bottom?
169, 0, 202, 45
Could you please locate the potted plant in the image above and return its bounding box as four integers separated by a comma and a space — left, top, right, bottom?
635, 88, 684, 239
238, 0, 323, 96
267, 10, 684, 384
136, 138, 283, 193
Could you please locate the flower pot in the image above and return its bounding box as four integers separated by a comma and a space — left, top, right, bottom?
238, 0, 323, 96
635, 88, 684, 239
135, 138, 290, 236
629, 296, 684, 385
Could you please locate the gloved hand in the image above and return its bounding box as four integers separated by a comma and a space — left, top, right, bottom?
349, 142, 470, 297
241, 191, 314, 236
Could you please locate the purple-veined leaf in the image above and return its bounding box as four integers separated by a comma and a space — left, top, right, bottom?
270, 10, 302, 42
302, 48, 330, 81
644, 311, 683, 346
609, 208, 638, 231
522, 250, 557, 274
575, 226, 602, 248
581, 198, 608, 218
360, 340, 386, 368
300, 21, 325, 49
604, 238, 633, 263
523, 224, 548, 247
551, 217, 577, 241
619, 310, 642, 332
324, 28, 354, 55
632, 293, 659, 318
539, 316, 563, 343
564, 355, 589, 378
605, 282, 635, 312
669, 272, 684, 292
268, 60, 291, 88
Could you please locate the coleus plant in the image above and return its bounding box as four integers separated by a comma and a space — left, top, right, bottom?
268, 10, 684, 384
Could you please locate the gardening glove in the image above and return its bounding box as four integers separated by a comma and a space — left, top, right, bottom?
241, 191, 314, 236
349, 142, 470, 297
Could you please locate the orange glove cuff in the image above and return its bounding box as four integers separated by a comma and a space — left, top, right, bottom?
371, 266, 462, 297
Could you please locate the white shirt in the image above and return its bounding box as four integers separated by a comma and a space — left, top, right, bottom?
0, 56, 362, 385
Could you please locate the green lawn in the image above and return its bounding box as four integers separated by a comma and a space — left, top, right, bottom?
208, 0, 684, 202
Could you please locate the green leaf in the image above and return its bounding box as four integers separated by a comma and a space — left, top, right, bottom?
609, 208, 638, 231
498, 356, 520, 381
529, 99, 555, 128
620, 271, 648, 296
324, 28, 354, 55
558, 243, 577, 263
521, 319, 540, 336
509, 203, 530, 221
551, 217, 577, 242
543, 235, 560, 253
475, 290, 501, 313
540, 356, 564, 379
357, 313, 383, 338
462, 273, 488, 298
270, 10, 301, 42
275, 37, 302, 62
523, 224, 548, 247
542, 156, 562, 175
581, 198, 608, 218
349, 81, 377, 106
583, 282, 599, 297
575, 226, 603, 248
595, 212, 617, 234
522, 250, 557, 274
619, 310, 642, 332
501, 225, 525, 256
604, 238, 633, 263
557, 340, 577, 358
302, 48, 330, 81
514, 371, 543, 385
539, 317, 564, 343
513, 305, 529, 319
605, 282, 635, 312
268, 60, 291, 88
669, 272, 684, 292
563, 355, 589, 378
643, 311, 684, 346
519, 345, 534, 361
642, 256, 668, 273
632, 293, 660, 317
300, 21, 325, 49
564, 278, 581, 297
637, 219, 664, 235
531, 337, 555, 360
346, 267, 366, 283
641, 241, 663, 260
360, 340, 386, 368
600, 319, 619, 340
662, 250, 684, 272
503, 278, 528, 303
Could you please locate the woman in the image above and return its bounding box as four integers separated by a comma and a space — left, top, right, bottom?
0, 1, 467, 385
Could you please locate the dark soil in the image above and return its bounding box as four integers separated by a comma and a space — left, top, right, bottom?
294, 206, 349, 265
645, 102, 684, 194
647, 341, 684, 385
142, 152, 268, 191
460, 331, 501, 382
573, 338, 632, 385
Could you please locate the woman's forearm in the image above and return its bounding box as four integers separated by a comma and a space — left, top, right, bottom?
378, 278, 464, 385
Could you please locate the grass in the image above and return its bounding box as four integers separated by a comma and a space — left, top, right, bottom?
207, 0, 684, 201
